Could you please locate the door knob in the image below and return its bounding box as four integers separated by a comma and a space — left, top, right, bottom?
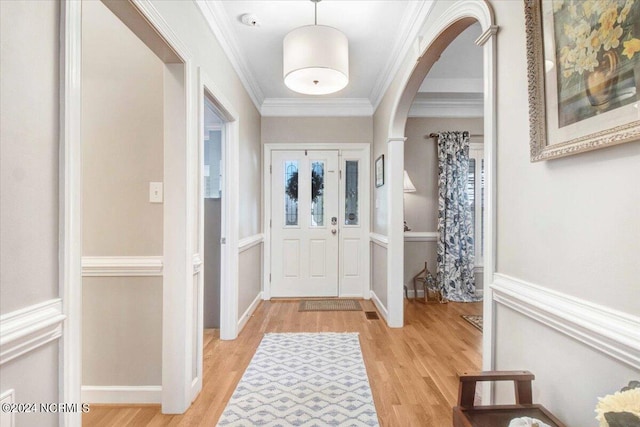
331, 229, 337, 235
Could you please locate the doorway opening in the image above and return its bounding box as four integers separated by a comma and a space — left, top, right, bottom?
403, 23, 485, 301
385, 0, 497, 402
202, 97, 223, 330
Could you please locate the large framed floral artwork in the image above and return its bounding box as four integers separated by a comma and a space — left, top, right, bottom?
526, 0, 640, 161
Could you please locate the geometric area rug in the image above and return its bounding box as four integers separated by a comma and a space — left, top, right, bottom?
461, 314, 483, 332
217, 333, 379, 426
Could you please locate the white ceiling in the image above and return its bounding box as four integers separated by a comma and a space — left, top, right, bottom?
198, 0, 483, 117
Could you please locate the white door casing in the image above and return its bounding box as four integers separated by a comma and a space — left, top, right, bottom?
271, 150, 340, 297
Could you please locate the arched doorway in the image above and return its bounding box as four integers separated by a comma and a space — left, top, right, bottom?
383, 0, 497, 400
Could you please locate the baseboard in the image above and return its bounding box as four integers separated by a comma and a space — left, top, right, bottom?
404, 288, 426, 298
491, 273, 640, 370
238, 292, 262, 333
369, 290, 388, 322
81, 385, 162, 404
0, 299, 65, 365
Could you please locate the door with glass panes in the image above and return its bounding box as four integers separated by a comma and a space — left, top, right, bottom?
271, 150, 339, 297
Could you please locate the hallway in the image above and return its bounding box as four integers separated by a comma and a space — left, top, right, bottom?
83, 299, 482, 426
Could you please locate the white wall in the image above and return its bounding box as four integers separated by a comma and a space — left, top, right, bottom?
491, 2, 640, 424
0, 2, 61, 425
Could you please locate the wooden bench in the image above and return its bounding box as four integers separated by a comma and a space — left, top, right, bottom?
452, 371, 566, 427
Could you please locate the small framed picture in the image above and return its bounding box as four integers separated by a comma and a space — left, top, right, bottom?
375, 154, 384, 187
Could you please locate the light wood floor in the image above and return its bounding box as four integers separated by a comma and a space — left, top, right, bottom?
83, 299, 482, 426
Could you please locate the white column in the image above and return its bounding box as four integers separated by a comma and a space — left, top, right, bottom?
386, 137, 406, 328
476, 24, 499, 404
61, 1, 83, 425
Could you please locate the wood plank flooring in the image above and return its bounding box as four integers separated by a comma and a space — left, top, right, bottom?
83, 299, 482, 426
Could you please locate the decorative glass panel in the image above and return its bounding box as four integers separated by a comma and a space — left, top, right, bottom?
345, 161, 359, 225
284, 161, 298, 226
311, 161, 325, 226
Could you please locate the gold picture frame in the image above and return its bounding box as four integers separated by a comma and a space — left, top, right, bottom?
525, 0, 640, 161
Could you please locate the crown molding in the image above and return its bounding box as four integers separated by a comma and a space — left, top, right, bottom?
370, 0, 434, 110
195, 0, 264, 110
261, 98, 374, 117
408, 97, 483, 118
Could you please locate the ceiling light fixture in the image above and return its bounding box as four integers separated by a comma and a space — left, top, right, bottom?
283, 0, 349, 95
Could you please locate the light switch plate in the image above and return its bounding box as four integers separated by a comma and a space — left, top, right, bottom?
149, 182, 163, 203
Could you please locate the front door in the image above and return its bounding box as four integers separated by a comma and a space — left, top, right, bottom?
271, 150, 339, 297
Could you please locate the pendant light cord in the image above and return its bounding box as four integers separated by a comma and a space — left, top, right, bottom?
314, 1, 317, 25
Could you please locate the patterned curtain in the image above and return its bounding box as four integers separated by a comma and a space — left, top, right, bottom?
436, 131, 480, 302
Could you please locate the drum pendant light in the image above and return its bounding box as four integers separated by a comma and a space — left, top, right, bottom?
283, 0, 349, 95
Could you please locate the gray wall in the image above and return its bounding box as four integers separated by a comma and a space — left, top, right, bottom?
81, 0, 164, 388
261, 117, 373, 144
238, 245, 262, 319
204, 199, 221, 328
82, 278, 162, 385
0, 1, 61, 425
491, 2, 640, 424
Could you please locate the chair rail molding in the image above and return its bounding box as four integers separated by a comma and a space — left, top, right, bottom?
491, 273, 640, 370
404, 231, 438, 242
81, 256, 163, 277
238, 234, 264, 253
370, 233, 389, 248
0, 299, 66, 365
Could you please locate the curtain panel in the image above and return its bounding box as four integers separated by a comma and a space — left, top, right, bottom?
436, 131, 480, 302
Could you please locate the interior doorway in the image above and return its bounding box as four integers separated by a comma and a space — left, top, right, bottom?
202, 97, 223, 329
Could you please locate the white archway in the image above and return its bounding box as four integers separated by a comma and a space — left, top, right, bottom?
384, 0, 498, 399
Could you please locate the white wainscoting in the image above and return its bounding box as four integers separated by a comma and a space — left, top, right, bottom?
238, 233, 264, 253
0, 299, 66, 365
237, 292, 263, 333
491, 273, 640, 370
82, 256, 163, 277
81, 385, 162, 404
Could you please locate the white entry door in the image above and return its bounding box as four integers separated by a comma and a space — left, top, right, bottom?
271, 150, 339, 297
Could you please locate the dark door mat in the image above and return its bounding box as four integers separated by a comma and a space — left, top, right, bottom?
364, 311, 379, 320
298, 299, 362, 312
